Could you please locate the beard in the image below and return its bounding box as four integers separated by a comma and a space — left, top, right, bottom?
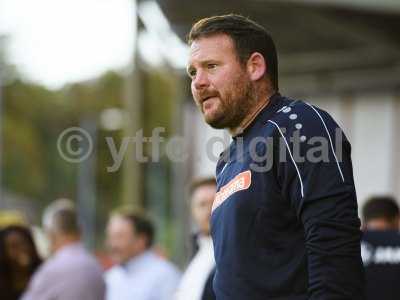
201, 74, 257, 130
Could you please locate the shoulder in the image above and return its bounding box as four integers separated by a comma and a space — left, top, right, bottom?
79, 248, 103, 271
150, 254, 181, 278
104, 265, 123, 282
61, 245, 103, 274
141, 253, 181, 287
268, 98, 342, 139
31, 256, 58, 281
23, 259, 59, 297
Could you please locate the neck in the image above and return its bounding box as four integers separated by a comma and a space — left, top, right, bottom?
53, 234, 80, 253
124, 248, 147, 264
229, 89, 275, 136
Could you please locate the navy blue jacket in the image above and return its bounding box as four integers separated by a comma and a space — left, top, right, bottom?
211, 93, 365, 300
362, 230, 400, 300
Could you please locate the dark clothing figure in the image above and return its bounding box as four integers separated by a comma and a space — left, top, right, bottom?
201, 267, 216, 300
0, 225, 42, 300
362, 230, 400, 300
212, 94, 365, 300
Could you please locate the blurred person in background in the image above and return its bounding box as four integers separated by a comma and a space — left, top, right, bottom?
362, 195, 400, 231
105, 210, 181, 300
0, 211, 50, 260
175, 178, 216, 300
0, 225, 42, 300
361, 196, 400, 300
22, 198, 105, 300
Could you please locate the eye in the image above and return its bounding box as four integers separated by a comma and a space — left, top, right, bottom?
188, 68, 197, 79
207, 63, 217, 70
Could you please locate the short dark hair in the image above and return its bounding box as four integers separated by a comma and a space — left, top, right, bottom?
188, 14, 278, 91
362, 196, 400, 223
115, 211, 155, 249
190, 177, 216, 196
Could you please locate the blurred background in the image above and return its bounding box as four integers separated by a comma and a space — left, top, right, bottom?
0, 0, 399, 265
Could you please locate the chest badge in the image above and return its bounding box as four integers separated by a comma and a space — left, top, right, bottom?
212, 170, 252, 211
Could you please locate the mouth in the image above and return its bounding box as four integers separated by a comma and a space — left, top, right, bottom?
201, 95, 217, 104
201, 96, 218, 113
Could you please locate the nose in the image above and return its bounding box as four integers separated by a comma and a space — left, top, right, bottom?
192, 69, 210, 91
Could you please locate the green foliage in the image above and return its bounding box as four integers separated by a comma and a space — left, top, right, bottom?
143, 70, 177, 136
2, 55, 182, 254
2, 73, 125, 205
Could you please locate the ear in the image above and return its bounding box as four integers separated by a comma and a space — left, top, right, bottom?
246, 52, 267, 81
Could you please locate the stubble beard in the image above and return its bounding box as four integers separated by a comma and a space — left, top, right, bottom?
205, 75, 257, 130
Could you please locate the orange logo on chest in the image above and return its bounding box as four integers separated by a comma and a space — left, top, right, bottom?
212, 170, 252, 211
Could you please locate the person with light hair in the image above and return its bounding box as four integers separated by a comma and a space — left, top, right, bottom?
22, 198, 105, 300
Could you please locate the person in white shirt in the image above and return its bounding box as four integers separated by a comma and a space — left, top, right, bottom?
22, 199, 106, 300
105, 210, 181, 300
175, 178, 216, 300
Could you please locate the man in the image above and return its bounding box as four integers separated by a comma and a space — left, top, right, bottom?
187, 14, 365, 299
105, 210, 181, 300
361, 196, 400, 300
175, 178, 216, 300
22, 199, 105, 300
362, 195, 400, 231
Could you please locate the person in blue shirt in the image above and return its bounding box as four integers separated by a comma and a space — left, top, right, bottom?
105, 210, 181, 300
186, 14, 365, 300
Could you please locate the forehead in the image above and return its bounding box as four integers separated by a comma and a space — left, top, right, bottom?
188, 34, 237, 65
108, 216, 133, 233
5, 231, 28, 244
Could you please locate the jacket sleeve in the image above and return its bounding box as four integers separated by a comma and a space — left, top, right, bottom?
271, 103, 365, 299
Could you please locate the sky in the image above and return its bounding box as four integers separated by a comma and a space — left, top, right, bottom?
0, 0, 187, 89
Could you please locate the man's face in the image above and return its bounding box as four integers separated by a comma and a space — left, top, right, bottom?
364, 217, 400, 231
191, 184, 216, 235
106, 216, 144, 264
188, 34, 256, 129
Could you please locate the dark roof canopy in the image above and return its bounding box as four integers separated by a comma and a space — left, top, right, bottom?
155, 0, 400, 77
